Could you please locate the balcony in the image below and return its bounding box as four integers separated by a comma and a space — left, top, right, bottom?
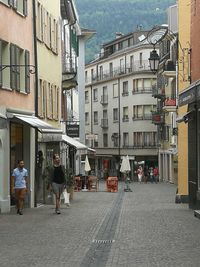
101, 118, 108, 128
163, 96, 177, 112
132, 114, 152, 120
152, 84, 165, 99
100, 95, 108, 105
62, 54, 77, 90
151, 111, 164, 124
122, 115, 129, 122
132, 87, 152, 94
163, 60, 176, 77
85, 60, 151, 85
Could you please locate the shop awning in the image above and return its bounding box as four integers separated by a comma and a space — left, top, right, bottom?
0, 113, 6, 119
62, 134, 87, 150
7, 113, 62, 133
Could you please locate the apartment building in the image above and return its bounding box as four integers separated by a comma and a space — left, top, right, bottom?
85, 31, 158, 178
0, 0, 36, 212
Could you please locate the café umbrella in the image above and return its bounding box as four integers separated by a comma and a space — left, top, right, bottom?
82, 155, 91, 191
120, 155, 131, 173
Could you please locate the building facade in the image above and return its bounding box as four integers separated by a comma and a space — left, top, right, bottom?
178, 0, 200, 209
177, 0, 191, 203
0, 0, 36, 212
85, 31, 158, 179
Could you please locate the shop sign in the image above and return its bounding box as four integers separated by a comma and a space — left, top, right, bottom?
66, 123, 79, 138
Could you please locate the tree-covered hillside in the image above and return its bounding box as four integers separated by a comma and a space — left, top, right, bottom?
74, 0, 176, 62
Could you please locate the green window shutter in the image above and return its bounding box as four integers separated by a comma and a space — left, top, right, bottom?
15, 46, 20, 91
23, 0, 28, 16
10, 44, 16, 90
70, 29, 78, 56
0, 40, 2, 87
25, 50, 30, 94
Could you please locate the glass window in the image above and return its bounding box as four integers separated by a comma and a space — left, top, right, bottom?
93, 88, 98, 101
113, 108, 118, 122
85, 112, 89, 124
113, 83, 118, 97
123, 132, 129, 147
94, 111, 98, 124
103, 133, 108, 147
85, 91, 89, 103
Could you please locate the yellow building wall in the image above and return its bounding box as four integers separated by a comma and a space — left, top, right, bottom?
178, 0, 191, 197
37, 0, 61, 128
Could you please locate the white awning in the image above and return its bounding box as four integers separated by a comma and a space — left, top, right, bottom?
0, 113, 6, 120
7, 113, 62, 133
62, 134, 87, 150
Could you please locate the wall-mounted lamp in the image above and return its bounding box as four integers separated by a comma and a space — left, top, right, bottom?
148, 49, 160, 74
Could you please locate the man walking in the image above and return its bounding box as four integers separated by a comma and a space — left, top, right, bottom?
11, 160, 28, 215
48, 154, 66, 214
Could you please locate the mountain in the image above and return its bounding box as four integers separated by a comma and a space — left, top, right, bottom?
74, 0, 176, 63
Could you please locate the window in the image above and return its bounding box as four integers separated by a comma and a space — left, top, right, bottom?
133, 132, 143, 147
130, 55, 134, 69
123, 107, 129, 121
0, 40, 10, 89
109, 62, 113, 76
120, 58, 124, 73
99, 65, 103, 80
112, 133, 118, 147
8, 0, 28, 16
94, 134, 98, 147
123, 132, 129, 147
85, 71, 88, 82
94, 111, 98, 125
103, 133, 108, 147
122, 81, 128, 96
85, 112, 89, 125
139, 52, 143, 67
85, 91, 89, 103
113, 108, 118, 122
93, 88, 98, 101
113, 83, 118, 97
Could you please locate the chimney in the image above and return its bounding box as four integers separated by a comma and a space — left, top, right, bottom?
115, 32, 123, 38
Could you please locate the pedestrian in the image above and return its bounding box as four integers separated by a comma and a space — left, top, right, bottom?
144, 165, 149, 184
153, 166, 159, 183
48, 154, 66, 214
11, 160, 28, 215
149, 167, 154, 183
136, 166, 144, 183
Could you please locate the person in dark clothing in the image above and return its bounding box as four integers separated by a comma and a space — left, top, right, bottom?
48, 154, 66, 214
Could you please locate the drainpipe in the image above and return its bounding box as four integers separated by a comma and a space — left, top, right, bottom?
118, 77, 121, 178
33, 0, 39, 207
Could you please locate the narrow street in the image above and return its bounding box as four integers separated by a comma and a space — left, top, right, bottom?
0, 182, 200, 267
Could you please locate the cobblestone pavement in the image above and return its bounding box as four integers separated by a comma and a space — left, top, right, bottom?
1, 182, 200, 267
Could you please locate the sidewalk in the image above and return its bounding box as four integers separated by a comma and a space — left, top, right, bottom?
0, 181, 200, 267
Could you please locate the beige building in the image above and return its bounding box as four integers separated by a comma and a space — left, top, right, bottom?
176, 0, 191, 203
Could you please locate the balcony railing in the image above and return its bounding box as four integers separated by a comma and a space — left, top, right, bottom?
132, 87, 152, 94
123, 144, 158, 149
100, 95, 108, 105
151, 111, 165, 124
85, 60, 151, 85
122, 116, 129, 122
164, 97, 176, 106
101, 118, 108, 128
132, 114, 152, 120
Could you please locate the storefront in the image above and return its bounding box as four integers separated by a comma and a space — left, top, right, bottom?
179, 79, 200, 209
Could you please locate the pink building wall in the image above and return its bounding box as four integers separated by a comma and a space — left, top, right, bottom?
0, 2, 35, 111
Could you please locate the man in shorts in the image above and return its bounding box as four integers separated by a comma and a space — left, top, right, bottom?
11, 160, 28, 215
48, 154, 66, 214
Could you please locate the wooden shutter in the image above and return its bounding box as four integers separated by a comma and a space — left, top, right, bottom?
25, 50, 30, 93
23, 0, 28, 16
10, 44, 16, 90
0, 40, 2, 87
15, 46, 20, 91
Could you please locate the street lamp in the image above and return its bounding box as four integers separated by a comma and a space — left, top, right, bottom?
148, 49, 160, 74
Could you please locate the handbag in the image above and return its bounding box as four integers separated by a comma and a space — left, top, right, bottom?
63, 189, 70, 204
